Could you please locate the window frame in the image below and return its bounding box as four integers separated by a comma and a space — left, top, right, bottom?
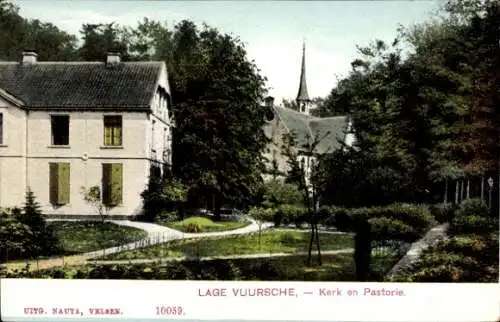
103, 115, 123, 147
50, 114, 70, 146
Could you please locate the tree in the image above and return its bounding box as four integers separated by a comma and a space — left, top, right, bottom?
81, 186, 109, 224
281, 130, 330, 266
78, 23, 130, 61
0, 1, 78, 61
163, 21, 268, 219
17, 188, 59, 257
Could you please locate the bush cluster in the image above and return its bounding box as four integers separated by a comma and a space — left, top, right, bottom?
249, 204, 308, 228
318, 204, 435, 242
0, 189, 60, 262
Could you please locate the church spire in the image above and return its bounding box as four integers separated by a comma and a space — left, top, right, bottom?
296, 41, 311, 114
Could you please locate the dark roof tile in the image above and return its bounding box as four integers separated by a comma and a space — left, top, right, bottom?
0, 61, 164, 109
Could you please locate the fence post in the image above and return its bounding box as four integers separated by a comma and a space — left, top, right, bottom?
354, 220, 372, 282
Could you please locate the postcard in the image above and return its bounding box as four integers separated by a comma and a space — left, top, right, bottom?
0, 0, 499, 321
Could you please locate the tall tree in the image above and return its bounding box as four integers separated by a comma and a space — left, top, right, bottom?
0, 1, 77, 61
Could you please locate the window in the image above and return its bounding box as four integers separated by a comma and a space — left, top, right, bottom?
102, 163, 123, 206
103, 115, 122, 146
51, 115, 69, 145
49, 163, 70, 205
0, 113, 3, 144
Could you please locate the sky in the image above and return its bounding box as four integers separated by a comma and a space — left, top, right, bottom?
14, 0, 441, 103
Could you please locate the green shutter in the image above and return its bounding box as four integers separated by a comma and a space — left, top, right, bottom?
49, 163, 59, 204
113, 126, 122, 146
58, 163, 70, 204
110, 164, 123, 205
104, 125, 112, 146
102, 164, 112, 205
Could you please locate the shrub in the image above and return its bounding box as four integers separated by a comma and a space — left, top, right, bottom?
332, 207, 352, 231
450, 215, 495, 235
273, 210, 283, 227
278, 204, 307, 228
0, 208, 33, 261
249, 207, 275, 223
457, 198, 490, 218
429, 203, 456, 223
350, 204, 434, 240
368, 217, 419, 242
260, 179, 303, 208
317, 206, 332, 226
155, 211, 179, 224
185, 222, 202, 233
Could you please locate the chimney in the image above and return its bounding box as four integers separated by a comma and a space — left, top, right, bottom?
106, 52, 121, 67
264, 96, 274, 107
22, 51, 38, 65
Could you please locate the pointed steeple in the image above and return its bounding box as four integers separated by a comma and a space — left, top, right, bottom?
296, 41, 311, 114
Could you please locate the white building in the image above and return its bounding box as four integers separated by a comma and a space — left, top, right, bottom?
0, 52, 173, 218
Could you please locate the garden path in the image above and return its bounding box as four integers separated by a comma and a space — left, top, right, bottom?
386, 223, 449, 278
5, 218, 275, 271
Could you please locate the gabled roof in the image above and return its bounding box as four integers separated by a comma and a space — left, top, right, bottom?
0, 61, 165, 110
272, 106, 348, 155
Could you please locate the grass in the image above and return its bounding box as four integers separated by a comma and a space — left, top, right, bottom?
48, 221, 148, 254
99, 230, 354, 260
4, 252, 396, 281
163, 216, 249, 233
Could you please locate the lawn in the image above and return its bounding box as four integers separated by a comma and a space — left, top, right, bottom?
99, 231, 354, 260
161, 216, 250, 233
48, 221, 148, 254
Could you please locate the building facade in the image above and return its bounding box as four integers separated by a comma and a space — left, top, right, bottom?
0, 52, 173, 218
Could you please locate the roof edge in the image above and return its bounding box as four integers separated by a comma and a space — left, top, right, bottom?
0, 88, 25, 108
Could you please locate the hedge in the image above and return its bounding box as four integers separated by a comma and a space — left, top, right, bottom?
319, 204, 435, 242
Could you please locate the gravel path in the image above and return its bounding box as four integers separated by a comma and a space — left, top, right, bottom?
386, 223, 449, 278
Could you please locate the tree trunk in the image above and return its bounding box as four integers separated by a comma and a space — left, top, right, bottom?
460, 180, 464, 202
455, 180, 459, 204
312, 189, 322, 266
444, 178, 448, 204
481, 176, 485, 200
466, 179, 470, 199
214, 190, 222, 221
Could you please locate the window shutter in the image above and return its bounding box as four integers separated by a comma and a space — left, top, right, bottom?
102, 164, 112, 205
113, 126, 122, 146
104, 125, 112, 146
49, 163, 59, 204
58, 163, 70, 204
110, 164, 123, 205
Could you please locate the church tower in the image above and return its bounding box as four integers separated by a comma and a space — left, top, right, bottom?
296, 42, 311, 115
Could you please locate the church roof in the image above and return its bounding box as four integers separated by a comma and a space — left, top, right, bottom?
296, 43, 310, 102
272, 106, 348, 154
